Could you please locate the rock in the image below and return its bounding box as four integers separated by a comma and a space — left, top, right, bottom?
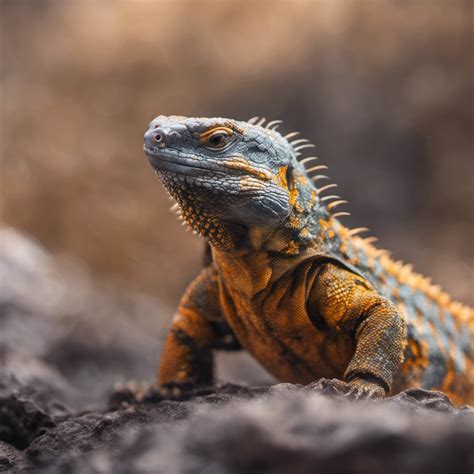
0, 228, 473, 473
0, 227, 168, 411
14, 384, 473, 474
1, 378, 472, 473
0, 393, 56, 451
0, 441, 27, 473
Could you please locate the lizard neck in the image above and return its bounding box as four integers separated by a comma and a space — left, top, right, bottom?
205, 194, 336, 256
206, 169, 336, 255
164, 160, 341, 256
247, 188, 335, 256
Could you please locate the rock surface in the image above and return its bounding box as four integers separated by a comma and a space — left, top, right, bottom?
1, 380, 474, 474
0, 228, 473, 473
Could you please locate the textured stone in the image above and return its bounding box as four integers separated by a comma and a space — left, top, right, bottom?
0, 230, 472, 473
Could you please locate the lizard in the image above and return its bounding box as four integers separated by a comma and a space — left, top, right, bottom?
142, 115, 474, 405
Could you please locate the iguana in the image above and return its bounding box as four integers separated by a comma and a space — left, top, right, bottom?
143, 115, 474, 405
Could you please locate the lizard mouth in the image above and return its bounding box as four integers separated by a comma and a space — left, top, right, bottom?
143, 146, 271, 181
144, 146, 223, 176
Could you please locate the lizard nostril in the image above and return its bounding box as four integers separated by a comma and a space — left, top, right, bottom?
154, 133, 163, 143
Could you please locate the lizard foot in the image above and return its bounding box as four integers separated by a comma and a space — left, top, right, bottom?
154, 382, 195, 401
305, 377, 385, 401
152, 382, 217, 401
109, 381, 203, 407
109, 380, 155, 408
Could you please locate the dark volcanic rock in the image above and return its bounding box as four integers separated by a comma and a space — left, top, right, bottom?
0, 229, 473, 473
0, 393, 55, 451
2, 383, 470, 474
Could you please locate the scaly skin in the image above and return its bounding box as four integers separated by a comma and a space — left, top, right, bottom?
143, 116, 474, 405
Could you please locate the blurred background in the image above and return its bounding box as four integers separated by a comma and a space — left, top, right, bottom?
2, 0, 473, 304
0, 0, 472, 406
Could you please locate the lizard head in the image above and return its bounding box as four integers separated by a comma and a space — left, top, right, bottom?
144, 115, 327, 252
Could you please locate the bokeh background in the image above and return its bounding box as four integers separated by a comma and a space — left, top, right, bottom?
2, 0, 473, 306
1, 5, 474, 469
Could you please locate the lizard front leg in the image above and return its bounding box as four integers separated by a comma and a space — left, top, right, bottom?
308, 262, 405, 399
158, 265, 239, 396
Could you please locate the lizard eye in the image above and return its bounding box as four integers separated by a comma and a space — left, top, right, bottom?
205, 129, 233, 150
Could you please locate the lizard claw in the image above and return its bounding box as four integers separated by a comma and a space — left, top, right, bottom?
154, 381, 217, 401
155, 382, 196, 401
347, 377, 385, 400
304, 377, 385, 401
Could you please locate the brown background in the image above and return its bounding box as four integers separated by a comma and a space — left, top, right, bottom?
1, 0, 473, 309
